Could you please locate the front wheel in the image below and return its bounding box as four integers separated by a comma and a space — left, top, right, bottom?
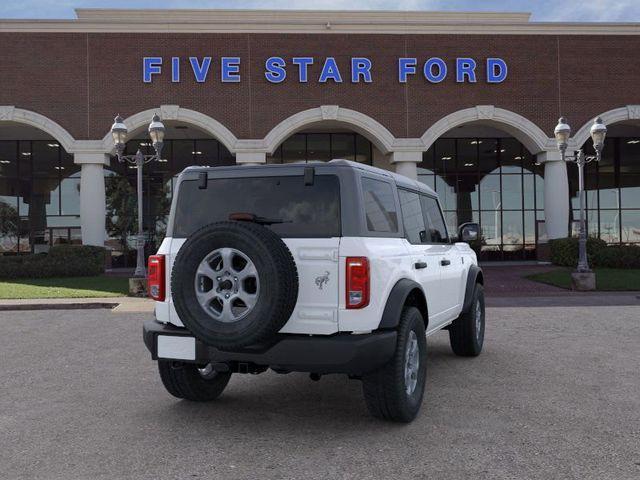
362, 306, 427, 423
449, 283, 485, 357
158, 360, 232, 401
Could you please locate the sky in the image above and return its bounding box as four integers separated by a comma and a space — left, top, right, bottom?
1, 0, 640, 22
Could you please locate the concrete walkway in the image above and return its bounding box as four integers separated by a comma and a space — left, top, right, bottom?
0, 296, 153, 312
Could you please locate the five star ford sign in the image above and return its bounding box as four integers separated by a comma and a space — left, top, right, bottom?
142, 56, 508, 84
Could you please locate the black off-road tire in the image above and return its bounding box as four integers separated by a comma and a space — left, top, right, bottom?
362, 306, 427, 423
171, 221, 298, 350
449, 283, 485, 357
158, 360, 232, 402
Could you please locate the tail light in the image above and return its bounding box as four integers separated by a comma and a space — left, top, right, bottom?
148, 255, 165, 301
346, 257, 369, 309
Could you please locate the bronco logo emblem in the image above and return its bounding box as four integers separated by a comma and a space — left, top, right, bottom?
315, 271, 330, 290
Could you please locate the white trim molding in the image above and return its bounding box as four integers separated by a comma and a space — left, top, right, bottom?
0, 106, 76, 153
571, 105, 640, 149
2, 10, 640, 35
100, 105, 239, 155
421, 105, 553, 154
263, 106, 397, 155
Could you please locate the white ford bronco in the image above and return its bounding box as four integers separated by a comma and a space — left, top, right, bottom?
143, 160, 484, 422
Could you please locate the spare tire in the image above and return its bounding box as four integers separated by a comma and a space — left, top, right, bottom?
171, 221, 298, 350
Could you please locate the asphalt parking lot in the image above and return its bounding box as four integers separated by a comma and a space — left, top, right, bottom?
1, 306, 639, 480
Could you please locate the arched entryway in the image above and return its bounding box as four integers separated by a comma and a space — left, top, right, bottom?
419, 109, 551, 261
570, 109, 640, 245
103, 116, 236, 267
261, 106, 397, 171
0, 109, 79, 254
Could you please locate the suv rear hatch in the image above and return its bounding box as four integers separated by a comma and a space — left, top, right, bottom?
159, 170, 341, 334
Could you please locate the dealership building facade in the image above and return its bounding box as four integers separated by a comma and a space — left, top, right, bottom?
1, 9, 640, 263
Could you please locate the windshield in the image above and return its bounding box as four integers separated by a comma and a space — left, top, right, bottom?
172, 174, 341, 238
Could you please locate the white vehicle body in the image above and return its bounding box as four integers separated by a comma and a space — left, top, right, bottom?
153, 160, 477, 337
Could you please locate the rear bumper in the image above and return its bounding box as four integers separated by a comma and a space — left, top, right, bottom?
143, 320, 397, 375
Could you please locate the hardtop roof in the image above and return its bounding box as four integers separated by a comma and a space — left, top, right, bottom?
183, 159, 437, 197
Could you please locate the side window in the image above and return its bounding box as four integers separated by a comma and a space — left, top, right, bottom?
420, 195, 449, 243
398, 189, 427, 244
361, 177, 398, 233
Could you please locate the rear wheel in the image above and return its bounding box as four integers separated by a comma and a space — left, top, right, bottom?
362, 306, 427, 423
449, 283, 485, 357
158, 360, 232, 402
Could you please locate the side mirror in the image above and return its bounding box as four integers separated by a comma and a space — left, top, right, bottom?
458, 222, 480, 243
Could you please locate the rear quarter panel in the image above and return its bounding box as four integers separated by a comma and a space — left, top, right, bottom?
338, 237, 414, 332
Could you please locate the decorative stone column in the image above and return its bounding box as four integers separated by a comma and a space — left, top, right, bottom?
75, 151, 110, 246
391, 151, 422, 180
236, 151, 266, 165
538, 151, 569, 239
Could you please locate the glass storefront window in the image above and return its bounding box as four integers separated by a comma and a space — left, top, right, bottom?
0, 141, 18, 177
621, 210, 640, 243
456, 138, 478, 172
269, 132, 372, 164
435, 139, 455, 174
599, 210, 620, 243
479, 175, 501, 211
500, 138, 522, 174
282, 134, 306, 163
60, 176, 80, 215
567, 136, 640, 244
502, 211, 524, 248
502, 175, 523, 210
419, 136, 545, 260
307, 134, 332, 162
478, 139, 498, 174
330, 133, 354, 161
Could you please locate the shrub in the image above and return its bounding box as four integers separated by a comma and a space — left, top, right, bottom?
593, 245, 640, 269
0, 245, 106, 279
550, 237, 640, 269
549, 237, 607, 267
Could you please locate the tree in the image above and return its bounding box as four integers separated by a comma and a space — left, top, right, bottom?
0, 201, 20, 251
105, 175, 137, 253
105, 174, 172, 254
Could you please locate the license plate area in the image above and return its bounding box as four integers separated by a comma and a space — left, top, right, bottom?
157, 335, 196, 360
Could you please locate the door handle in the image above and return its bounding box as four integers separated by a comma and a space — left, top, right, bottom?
440, 259, 451, 266
414, 262, 428, 270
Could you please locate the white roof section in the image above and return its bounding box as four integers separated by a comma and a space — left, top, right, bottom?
0, 9, 638, 35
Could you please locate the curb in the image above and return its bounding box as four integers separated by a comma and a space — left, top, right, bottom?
0, 302, 119, 312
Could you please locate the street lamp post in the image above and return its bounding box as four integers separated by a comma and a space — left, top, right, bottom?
553, 116, 607, 281
110, 114, 165, 278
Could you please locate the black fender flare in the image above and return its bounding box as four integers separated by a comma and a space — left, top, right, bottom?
378, 279, 428, 330
461, 265, 484, 314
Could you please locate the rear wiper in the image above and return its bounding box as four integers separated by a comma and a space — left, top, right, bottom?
228, 212, 291, 225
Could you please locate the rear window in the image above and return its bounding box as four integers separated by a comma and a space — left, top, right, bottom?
173, 175, 341, 238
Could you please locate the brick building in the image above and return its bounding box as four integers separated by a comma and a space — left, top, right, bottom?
1, 9, 639, 263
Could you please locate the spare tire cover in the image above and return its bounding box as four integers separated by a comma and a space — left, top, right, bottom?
171, 221, 298, 350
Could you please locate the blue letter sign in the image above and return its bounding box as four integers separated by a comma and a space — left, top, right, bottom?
487, 58, 508, 83
351, 58, 372, 83
456, 58, 477, 83
143, 57, 162, 83
424, 57, 447, 83
319, 57, 343, 83
189, 57, 211, 83
398, 58, 417, 83
142, 55, 508, 84
221, 57, 241, 82
265, 56, 287, 83
292, 57, 314, 82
